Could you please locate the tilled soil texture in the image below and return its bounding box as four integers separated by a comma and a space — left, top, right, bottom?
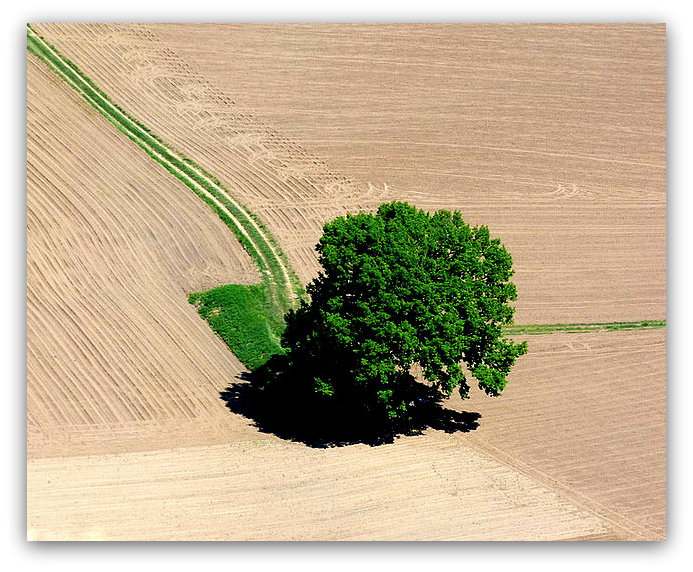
27, 53, 261, 458
463, 329, 666, 540
28, 435, 612, 541
27, 24, 665, 540
153, 23, 666, 325
31, 23, 390, 288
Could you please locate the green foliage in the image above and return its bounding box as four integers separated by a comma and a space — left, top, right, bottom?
254, 201, 527, 434
189, 284, 285, 371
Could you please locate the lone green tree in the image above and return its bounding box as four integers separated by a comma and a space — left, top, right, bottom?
253, 201, 527, 439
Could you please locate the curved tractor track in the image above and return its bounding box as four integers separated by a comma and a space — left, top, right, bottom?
27, 25, 299, 316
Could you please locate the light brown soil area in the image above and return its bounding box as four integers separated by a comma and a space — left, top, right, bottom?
27, 436, 610, 541
153, 23, 666, 324
27, 328, 663, 540
34, 23, 666, 324
463, 329, 666, 539
32, 23, 389, 286
27, 24, 665, 540
27, 53, 260, 457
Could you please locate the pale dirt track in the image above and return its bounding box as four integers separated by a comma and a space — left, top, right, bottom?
27, 24, 665, 540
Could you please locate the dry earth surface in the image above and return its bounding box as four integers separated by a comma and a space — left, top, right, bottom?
462, 329, 666, 539
155, 23, 666, 325
27, 24, 666, 540
27, 53, 260, 458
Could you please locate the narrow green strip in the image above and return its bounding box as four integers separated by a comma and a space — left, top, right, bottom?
504, 320, 665, 336
27, 24, 303, 313
188, 284, 285, 370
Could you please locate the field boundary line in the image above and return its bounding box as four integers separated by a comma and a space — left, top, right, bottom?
464, 434, 665, 541
505, 320, 665, 336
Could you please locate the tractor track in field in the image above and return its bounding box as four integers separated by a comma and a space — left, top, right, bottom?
27, 24, 298, 312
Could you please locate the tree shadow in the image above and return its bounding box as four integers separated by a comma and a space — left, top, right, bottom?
219, 379, 481, 449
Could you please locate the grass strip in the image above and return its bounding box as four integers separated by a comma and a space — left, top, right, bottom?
27, 24, 301, 311
503, 320, 666, 336
27, 23, 306, 368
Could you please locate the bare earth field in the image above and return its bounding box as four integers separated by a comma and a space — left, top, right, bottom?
154, 23, 666, 324
27, 53, 261, 457
31, 23, 389, 287
27, 329, 664, 541
27, 24, 665, 540
28, 436, 610, 541
463, 329, 666, 539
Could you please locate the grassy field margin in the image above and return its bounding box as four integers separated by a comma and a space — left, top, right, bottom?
28, 24, 303, 367
27, 26, 301, 300
504, 320, 665, 336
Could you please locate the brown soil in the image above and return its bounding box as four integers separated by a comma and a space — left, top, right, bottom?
27, 53, 259, 456
464, 329, 666, 539
154, 23, 666, 325
27, 24, 665, 540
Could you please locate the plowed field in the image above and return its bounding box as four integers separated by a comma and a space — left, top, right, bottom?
27, 52, 260, 457
154, 23, 666, 325
27, 24, 666, 540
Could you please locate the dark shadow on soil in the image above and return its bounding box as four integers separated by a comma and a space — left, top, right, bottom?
220, 380, 481, 449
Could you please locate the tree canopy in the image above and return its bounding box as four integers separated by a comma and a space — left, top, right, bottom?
251, 201, 527, 439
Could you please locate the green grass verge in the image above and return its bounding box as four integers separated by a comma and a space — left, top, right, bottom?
503, 320, 666, 336
188, 284, 286, 370
28, 23, 304, 369
27, 24, 302, 311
